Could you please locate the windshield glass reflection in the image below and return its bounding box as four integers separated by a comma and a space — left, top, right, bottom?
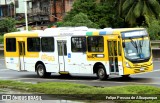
124, 39, 150, 61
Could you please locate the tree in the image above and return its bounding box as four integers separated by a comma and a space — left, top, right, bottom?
0, 18, 17, 35
121, 0, 160, 26
63, 0, 125, 28
64, 0, 97, 21
62, 12, 99, 28
144, 15, 160, 40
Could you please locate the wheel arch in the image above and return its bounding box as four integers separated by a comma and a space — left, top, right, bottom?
35, 61, 45, 72
93, 62, 106, 74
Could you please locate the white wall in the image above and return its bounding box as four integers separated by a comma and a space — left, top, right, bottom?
0, 0, 13, 5
15, 0, 25, 13
0, 0, 32, 14
16, 0, 32, 14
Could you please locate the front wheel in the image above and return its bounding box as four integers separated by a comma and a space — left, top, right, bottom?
121, 75, 130, 78
36, 64, 50, 78
96, 65, 108, 80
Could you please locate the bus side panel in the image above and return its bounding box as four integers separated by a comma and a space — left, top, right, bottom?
5, 57, 19, 71
66, 53, 82, 73
4, 37, 20, 71
67, 53, 93, 74
40, 52, 59, 73
66, 37, 92, 74
24, 58, 39, 72
24, 50, 60, 73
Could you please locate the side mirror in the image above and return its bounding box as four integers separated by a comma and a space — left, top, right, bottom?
122, 42, 125, 48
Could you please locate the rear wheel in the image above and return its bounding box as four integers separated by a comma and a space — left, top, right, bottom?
96, 65, 108, 80
36, 64, 51, 78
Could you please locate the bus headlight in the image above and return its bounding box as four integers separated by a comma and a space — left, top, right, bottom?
126, 62, 131, 67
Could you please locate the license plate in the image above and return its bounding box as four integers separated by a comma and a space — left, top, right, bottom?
140, 68, 145, 71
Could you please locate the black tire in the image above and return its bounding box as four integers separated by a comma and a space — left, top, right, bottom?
121, 75, 130, 78
96, 65, 108, 80
36, 64, 50, 78
46, 72, 51, 77
60, 74, 71, 78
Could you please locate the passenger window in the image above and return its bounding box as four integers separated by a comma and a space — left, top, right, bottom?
71, 37, 86, 52
41, 37, 54, 52
6, 38, 16, 52
27, 38, 40, 52
87, 36, 104, 52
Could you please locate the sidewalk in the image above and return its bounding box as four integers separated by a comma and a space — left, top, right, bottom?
153, 58, 160, 61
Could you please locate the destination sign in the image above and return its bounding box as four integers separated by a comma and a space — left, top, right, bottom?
60, 32, 73, 36
121, 30, 148, 39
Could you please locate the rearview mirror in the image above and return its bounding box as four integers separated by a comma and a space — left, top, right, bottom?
122, 42, 125, 48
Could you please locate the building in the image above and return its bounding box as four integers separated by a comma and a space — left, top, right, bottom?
0, 0, 74, 23
14, 0, 32, 20
29, 0, 74, 23
0, 0, 15, 17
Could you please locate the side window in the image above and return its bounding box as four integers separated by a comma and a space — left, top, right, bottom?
27, 37, 40, 52
118, 41, 121, 56
6, 38, 16, 52
108, 41, 113, 56
71, 37, 86, 52
57, 41, 67, 56
87, 36, 104, 52
41, 37, 54, 52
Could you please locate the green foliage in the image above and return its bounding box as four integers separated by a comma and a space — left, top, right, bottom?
15, 19, 25, 24
62, 12, 99, 28
56, 22, 63, 27
0, 80, 160, 94
63, 0, 160, 28
64, 0, 97, 21
63, 0, 125, 28
1, 80, 160, 102
121, 0, 160, 26
0, 18, 17, 35
93, 2, 125, 28
145, 16, 160, 40
0, 36, 3, 44
48, 22, 63, 28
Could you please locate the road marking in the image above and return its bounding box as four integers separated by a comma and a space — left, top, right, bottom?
0, 69, 9, 71
152, 69, 160, 72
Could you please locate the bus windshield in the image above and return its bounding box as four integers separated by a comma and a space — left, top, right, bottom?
123, 39, 150, 62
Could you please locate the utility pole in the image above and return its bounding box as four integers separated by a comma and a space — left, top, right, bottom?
24, 0, 28, 31
14, 0, 16, 18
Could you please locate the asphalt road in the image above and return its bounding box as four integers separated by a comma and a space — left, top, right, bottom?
0, 59, 160, 87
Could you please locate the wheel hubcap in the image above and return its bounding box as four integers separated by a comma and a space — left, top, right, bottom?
38, 66, 44, 76
99, 69, 104, 77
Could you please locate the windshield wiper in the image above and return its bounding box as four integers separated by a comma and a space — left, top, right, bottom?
138, 36, 144, 53
129, 37, 138, 53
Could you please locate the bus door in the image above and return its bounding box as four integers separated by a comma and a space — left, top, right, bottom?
107, 37, 120, 74
57, 40, 67, 72
18, 41, 25, 71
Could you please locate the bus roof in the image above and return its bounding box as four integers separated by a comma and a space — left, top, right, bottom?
4, 27, 146, 37
113, 28, 145, 33
4, 30, 43, 37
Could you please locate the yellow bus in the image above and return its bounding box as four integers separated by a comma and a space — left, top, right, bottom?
4, 27, 153, 80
